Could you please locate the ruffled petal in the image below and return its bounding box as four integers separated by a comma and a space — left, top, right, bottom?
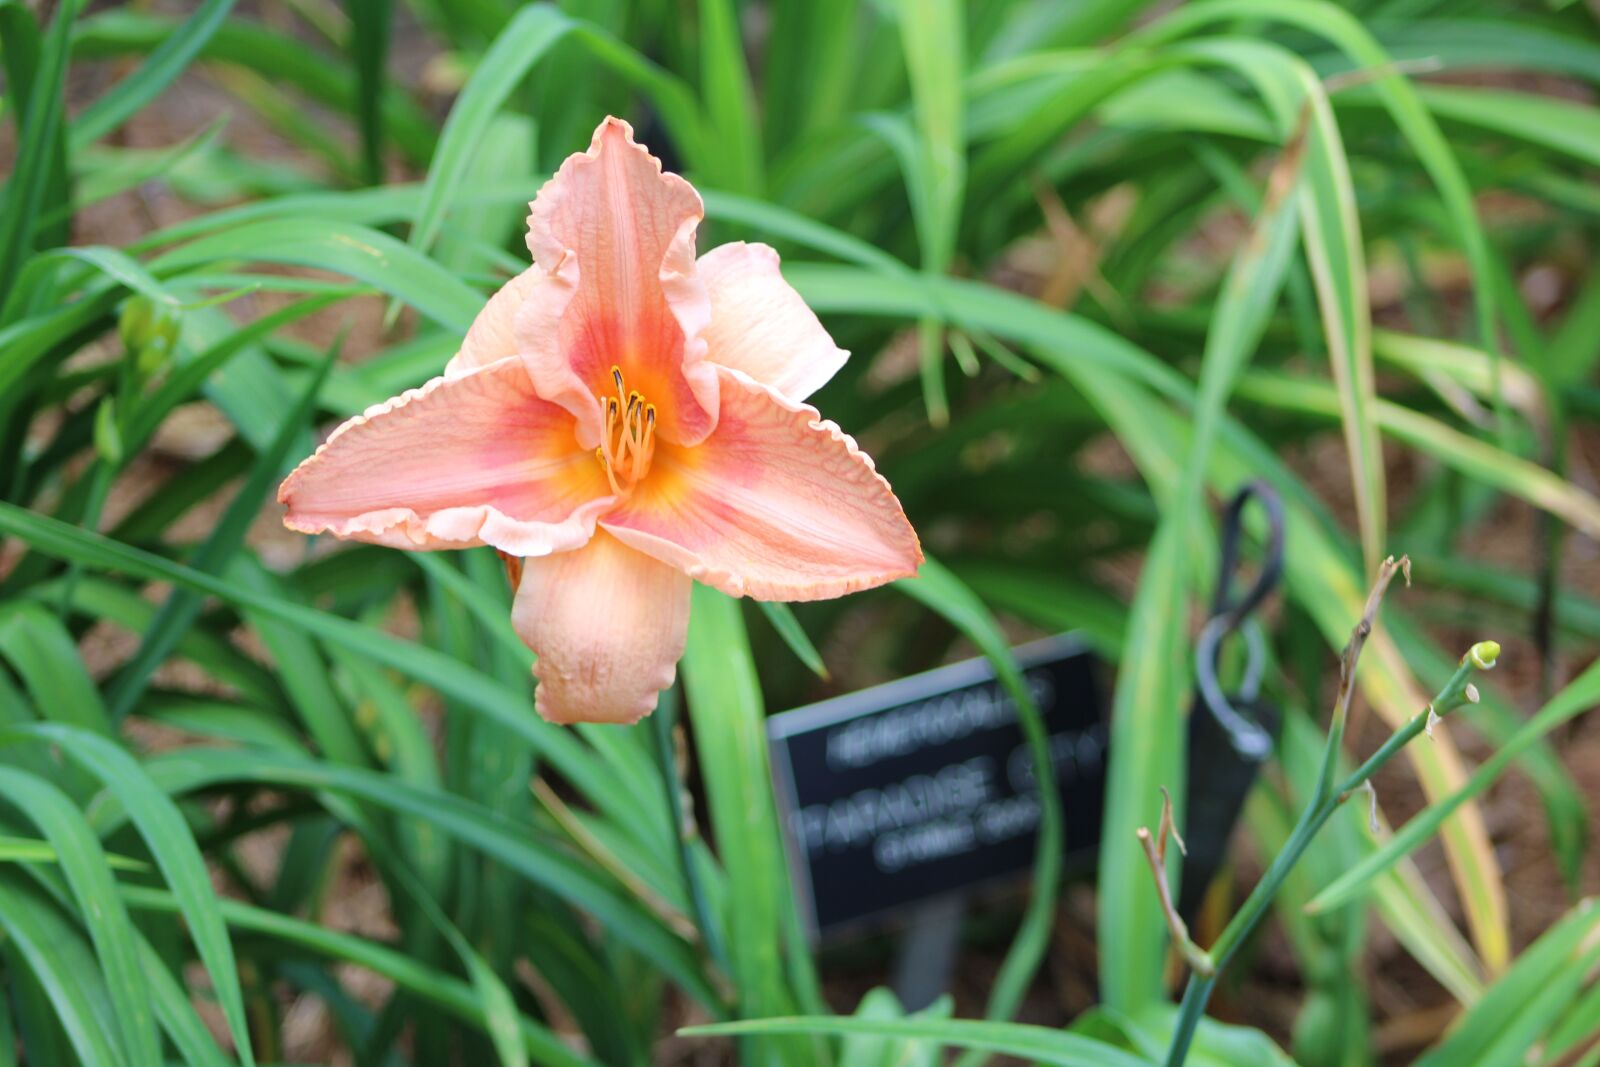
511, 531, 690, 725
697, 242, 848, 401
278, 356, 613, 556
445, 265, 552, 377
521, 116, 717, 448
601, 367, 922, 600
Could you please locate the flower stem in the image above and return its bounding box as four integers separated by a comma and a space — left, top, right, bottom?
1159, 560, 1497, 1067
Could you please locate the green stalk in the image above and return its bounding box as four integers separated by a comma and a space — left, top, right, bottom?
1161, 567, 1499, 1065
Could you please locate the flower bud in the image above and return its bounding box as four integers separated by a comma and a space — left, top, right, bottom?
94, 398, 124, 467
118, 297, 153, 353
119, 296, 181, 380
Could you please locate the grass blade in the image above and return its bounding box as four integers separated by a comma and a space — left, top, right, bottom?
105, 340, 336, 717
1173, 37, 1385, 575
698, 0, 763, 194
2, 724, 257, 1065
682, 587, 809, 1060
756, 601, 829, 680
346, 0, 391, 184
123, 745, 716, 1010
407, 4, 571, 256
1134, 0, 1515, 436
895, 559, 1062, 1044
121, 885, 596, 1067
69, 0, 235, 148
135, 937, 232, 1067
0, 503, 633, 826
0, 602, 113, 735
0, 0, 80, 305
1238, 371, 1600, 540
0, 872, 125, 1067
894, 0, 965, 274
71, 10, 436, 166
683, 1016, 1148, 1067
1416, 899, 1600, 1067
0, 768, 161, 1067
152, 219, 483, 330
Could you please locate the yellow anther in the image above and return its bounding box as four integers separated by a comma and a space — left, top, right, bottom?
593, 366, 658, 492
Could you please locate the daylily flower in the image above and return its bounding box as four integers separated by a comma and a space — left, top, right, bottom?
279, 117, 922, 725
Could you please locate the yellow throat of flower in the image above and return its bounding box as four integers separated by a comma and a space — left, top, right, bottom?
597, 364, 657, 494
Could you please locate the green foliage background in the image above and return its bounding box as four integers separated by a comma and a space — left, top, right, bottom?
1, 0, 1599, 1064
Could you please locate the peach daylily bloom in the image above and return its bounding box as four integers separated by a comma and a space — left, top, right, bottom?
279, 116, 922, 725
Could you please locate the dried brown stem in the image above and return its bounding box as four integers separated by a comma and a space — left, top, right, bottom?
1331, 555, 1409, 740
1138, 789, 1211, 977
1157, 785, 1187, 861
1137, 826, 1214, 978
1323, 56, 1445, 95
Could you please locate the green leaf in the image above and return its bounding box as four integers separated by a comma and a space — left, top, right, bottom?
121, 884, 596, 1067
756, 601, 829, 679
405, 6, 710, 258
105, 339, 337, 718
70, 10, 436, 166
70, 117, 227, 214
0, 601, 113, 736
126, 291, 351, 450
346, 0, 391, 184
1416, 899, 1600, 1067
0, 0, 80, 305
152, 219, 483, 331
70, 0, 235, 147
701, 190, 910, 275
1075, 1005, 1298, 1067
0, 872, 126, 1067
698, 0, 763, 194
1348, 83, 1600, 169
1543, 974, 1600, 1065
408, 4, 571, 256
121, 745, 715, 1010
0, 503, 633, 829
837, 989, 946, 1067
135, 937, 232, 1067
1098, 68, 1275, 141
1134, 0, 1513, 443
894, 559, 1061, 1042
682, 586, 809, 1058
0, 724, 257, 1066
35, 572, 278, 713
0, 835, 143, 871
0, 768, 161, 1067
38, 245, 184, 306
682, 1016, 1148, 1067
893, 0, 965, 274
1173, 37, 1385, 575
1237, 371, 1600, 541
